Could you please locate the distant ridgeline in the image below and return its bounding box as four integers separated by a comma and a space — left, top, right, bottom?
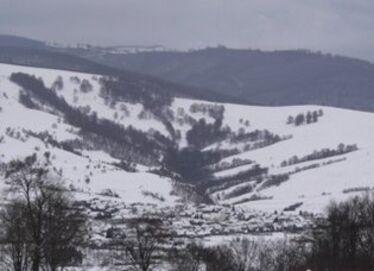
86, 47, 374, 112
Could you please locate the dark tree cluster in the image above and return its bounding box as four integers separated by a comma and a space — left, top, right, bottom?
186, 104, 229, 148
186, 118, 231, 149
307, 195, 374, 271
281, 143, 358, 167
283, 202, 303, 212
99, 76, 173, 112
79, 79, 93, 93
163, 147, 242, 184
163, 147, 217, 183
259, 173, 290, 190
207, 158, 253, 173
230, 129, 283, 146
214, 164, 268, 183
51, 76, 64, 91
189, 103, 225, 120
112, 160, 137, 173
222, 183, 254, 200
201, 164, 269, 192
100, 76, 177, 140
70, 76, 80, 84
18, 92, 39, 110
287, 109, 323, 126
232, 194, 273, 205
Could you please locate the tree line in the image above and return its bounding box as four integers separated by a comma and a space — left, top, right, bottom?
287, 109, 323, 126
281, 143, 358, 167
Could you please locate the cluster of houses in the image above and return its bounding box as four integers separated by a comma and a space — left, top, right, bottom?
83, 197, 315, 246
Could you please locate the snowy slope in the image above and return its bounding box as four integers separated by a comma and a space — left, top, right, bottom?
171, 98, 374, 212
1, 63, 374, 214
0, 63, 169, 136
0, 63, 178, 206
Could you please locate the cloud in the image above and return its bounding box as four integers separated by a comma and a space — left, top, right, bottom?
0, 0, 373, 60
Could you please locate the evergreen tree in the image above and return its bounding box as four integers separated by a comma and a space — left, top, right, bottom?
294, 113, 305, 126
312, 111, 319, 122
306, 111, 313, 124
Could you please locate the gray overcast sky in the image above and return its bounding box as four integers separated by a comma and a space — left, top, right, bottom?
1, 0, 374, 61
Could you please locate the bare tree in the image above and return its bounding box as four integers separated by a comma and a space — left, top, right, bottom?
41, 188, 87, 271
2, 154, 88, 271
357, 194, 374, 267
309, 195, 374, 271
110, 216, 170, 271
5, 154, 48, 271
1, 200, 31, 271
168, 243, 205, 271
170, 238, 310, 271
229, 238, 261, 271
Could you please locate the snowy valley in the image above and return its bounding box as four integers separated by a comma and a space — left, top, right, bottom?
1, 62, 374, 269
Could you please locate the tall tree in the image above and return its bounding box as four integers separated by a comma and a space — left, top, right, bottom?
110, 216, 171, 271
294, 113, 305, 126
3, 154, 88, 271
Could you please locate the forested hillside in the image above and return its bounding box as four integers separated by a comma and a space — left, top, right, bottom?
87, 47, 374, 112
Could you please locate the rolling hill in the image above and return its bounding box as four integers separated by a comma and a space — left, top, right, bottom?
1, 62, 373, 215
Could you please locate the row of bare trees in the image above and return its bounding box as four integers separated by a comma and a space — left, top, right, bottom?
107, 217, 172, 271
168, 195, 374, 271
168, 238, 309, 271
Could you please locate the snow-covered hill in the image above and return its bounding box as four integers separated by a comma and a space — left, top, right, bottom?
171, 98, 374, 213
0, 63, 179, 207
1, 62, 374, 215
